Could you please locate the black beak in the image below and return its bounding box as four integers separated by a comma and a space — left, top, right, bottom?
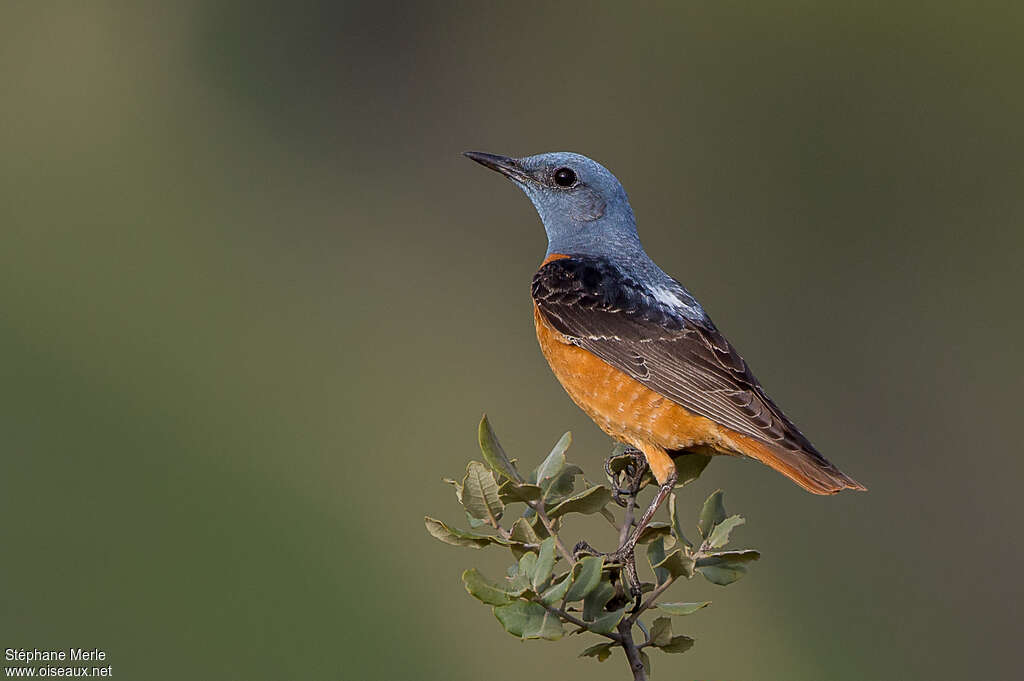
463, 151, 532, 183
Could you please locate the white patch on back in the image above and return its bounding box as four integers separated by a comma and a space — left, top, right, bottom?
651, 287, 682, 307
647, 283, 706, 322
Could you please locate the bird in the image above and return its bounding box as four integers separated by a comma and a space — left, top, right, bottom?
464, 150, 865, 592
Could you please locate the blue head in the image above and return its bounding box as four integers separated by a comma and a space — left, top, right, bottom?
464, 151, 644, 260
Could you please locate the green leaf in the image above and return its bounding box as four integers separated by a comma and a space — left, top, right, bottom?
461, 461, 504, 524
656, 601, 711, 616
582, 579, 615, 620
532, 537, 556, 590
541, 464, 583, 504
465, 511, 487, 528
518, 550, 538, 580
636, 521, 672, 544
442, 477, 463, 504
509, 517, 541, 546
529, 513, 551, 538
660, 635, 695, 653
588, 607, 626, 634
697, 549, 760, 565
509, 551, 539, 591
670, 451, 712, 486
697, 564, 746, 585
579, 642, 614, 661
639, 650, 651, 676
707, 515, 745, 549
424, 517, 497, 549
540, 573, 572, 605
479, 414, 522, 482
537, 431, 572, 483
547, 485, 612, 518
647, 537, 668, 585
668, 492, 692, 548
531, 609, 565, 641
498, 480, 542, 503
462, 569, 525, 605
565, 556, 603, 601
653, 548, 696, 579
698, 489, 726, 538
493, 601, 563, 640
649, 616, 673, 647
696, 550, 760, 586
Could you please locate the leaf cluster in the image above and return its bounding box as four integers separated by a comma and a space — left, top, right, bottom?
425, 415, 762, 678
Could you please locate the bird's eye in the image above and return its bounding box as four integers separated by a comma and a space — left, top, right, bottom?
553, 167, 577, 187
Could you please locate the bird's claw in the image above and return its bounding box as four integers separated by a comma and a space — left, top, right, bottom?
572, 540, 600, 561
605, 448, 648, 507
610, 548, 643, 613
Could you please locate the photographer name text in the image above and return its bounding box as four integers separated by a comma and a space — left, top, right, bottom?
4, 649, 112, 678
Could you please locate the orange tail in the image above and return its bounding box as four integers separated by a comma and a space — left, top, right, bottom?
723, 432, 867, 495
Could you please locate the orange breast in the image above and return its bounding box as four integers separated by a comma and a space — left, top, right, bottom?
533, 302, 741, 483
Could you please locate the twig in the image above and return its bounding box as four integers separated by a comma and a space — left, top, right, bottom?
482, 514, 514, 541
533, 599, 621, 642
627, 575, 677, 626
617, 619, 648, 681
528, 500, 575, 564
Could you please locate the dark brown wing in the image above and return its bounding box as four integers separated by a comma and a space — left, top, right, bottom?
532, 256, 863, 492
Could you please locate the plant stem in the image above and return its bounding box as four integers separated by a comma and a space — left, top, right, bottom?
484, 516, 513, 541
627, 575, 676, 625
533, 600, 621, 642
529, 501, 575, 564
617, 620, 648, 681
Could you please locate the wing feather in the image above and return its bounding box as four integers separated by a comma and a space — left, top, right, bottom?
531, 256, 821, 455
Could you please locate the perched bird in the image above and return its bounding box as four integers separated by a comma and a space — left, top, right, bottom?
464, 151, 865, 583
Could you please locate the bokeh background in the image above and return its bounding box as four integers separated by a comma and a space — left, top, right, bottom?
2, 2, 1022, 679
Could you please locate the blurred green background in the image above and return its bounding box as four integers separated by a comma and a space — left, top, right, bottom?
2, 2, 1022, 679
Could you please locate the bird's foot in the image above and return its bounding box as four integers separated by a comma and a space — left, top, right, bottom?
604, 448, 648, 508
573, 541, 643, 613
579, 464, 680, 614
